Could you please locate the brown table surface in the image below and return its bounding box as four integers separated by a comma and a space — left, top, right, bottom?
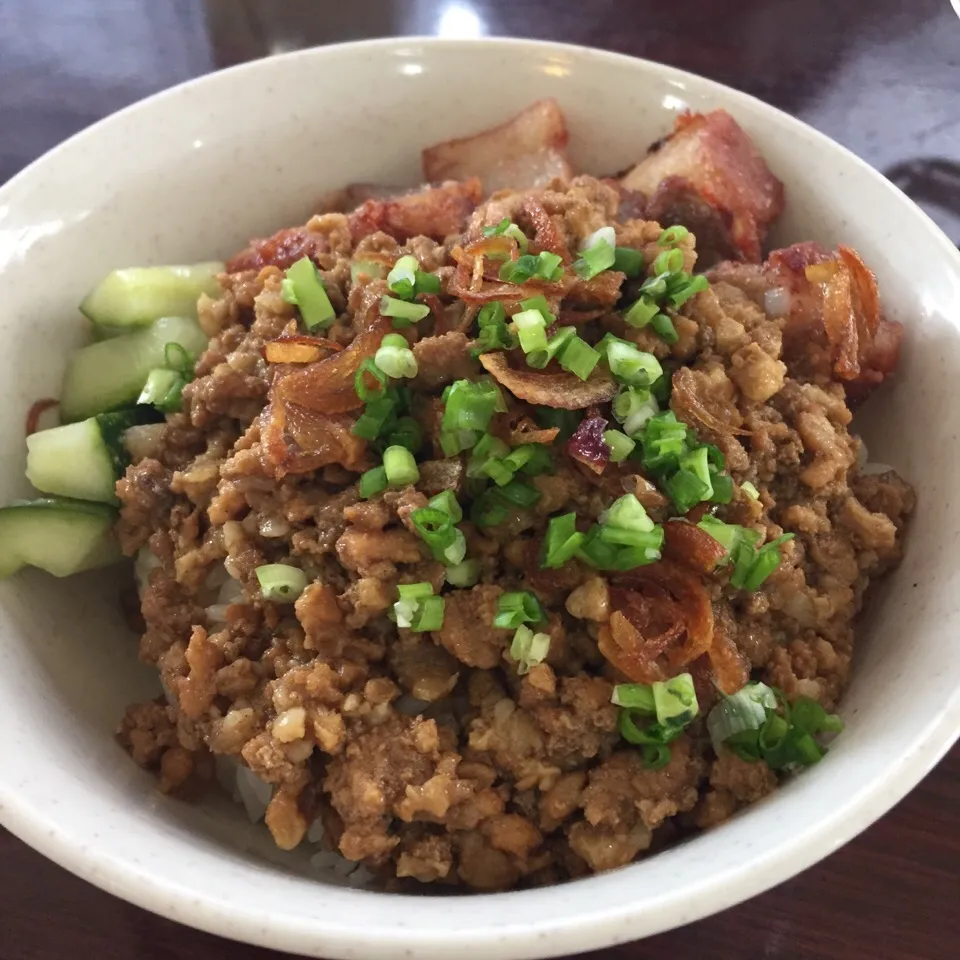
2, 2, 959, 959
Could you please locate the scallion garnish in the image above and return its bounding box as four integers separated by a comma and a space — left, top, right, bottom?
383, 445, 419, 487
613, 672, 699, 768
494, 590, 546, 629
708, 685, 843, 770
540, 513, 584, 568
658, 225, 690, 246
573, 226, 616, 280
445, 558, 481, 588
497, 479, 542, 508
667, 274, 708, 308
600, 493, 655, 533
354, 357, 389, 402
651, 312, 679, 344
380, 295, 430, 327
440, 379, 500, 454
653, 248, 685, 276
482, 218, 530, 252
386, 255, 418, 299
358, 465, 388, 499
613, 246, 644, 278
741, 481, 760, 500
138, 368, 186, 413
557, 335, 601, 380
410, 505, 465, 563
603, 429, 636, 463
393, 582, 445, 632
163, 342, 192, 375
519, 294, 555, 324
428, 489, 463, 523
255, 563, 308, 603
527, 326, 576, 369
536, 251, 564, 281
386, 415, 422, 452
509, 624, 551, 674
281, 256, 336, 330
352, 393, 398, 441
512, 308, 549, 354
603, 340, 663, 388
623, 296, 659, 329
375, 332, 418, 379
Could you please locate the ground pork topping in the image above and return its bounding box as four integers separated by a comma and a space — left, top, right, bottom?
113, 104, 914, 891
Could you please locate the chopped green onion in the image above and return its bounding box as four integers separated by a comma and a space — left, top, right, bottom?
557, 336, 601, 380
742, 534, 794, 591
680, 446, 713, 499
613, 247, 644, 278
512, 308, 549, 354
441, 527, 467, 565
281, 256, 336, 330
514, 444, 554, 476
394, 582, 444, 631
601, 494, 654, 533
497, 479, 541, 508
163, 342, 192, 375
411, 595, 444, 631
652, 673, 699, 728
483, 217, 511, 237
255, 563, 307, 602
668, 274, 708, 308
664, 468, 710, 514
604, 341, 663, 387
358, 466, 388, 499
653, 248, 685, 276
442, 379, 500, 435
375, 333, 418, 379
473, 302, 516, 354
706, 682, 776, 749
380, 295, 430, 327
658, 225, 689, 246
386, 415, 422, 452
535, 408, 581, 443
411, 505, 464, 562
427, 489, 462, 523
509, 624, 551, 674
494, 591, 546, 629
624, 296, 659, 328
355, 358, 388, 402
611, 683, 656, 711
527, 325, 576, 369
498, 254, 539, 284
353, 395, 398, 441
536, 251, 564, 281
696, 516, 760, 563
138, 368, 185, 412
540, 513, 584, 568
709, 473, 734, 504
573, 235, 616, 280
651, 313, 679, 345
466, 433, 510, 479
603, 429, 636, 463
383, 445, 419, 487
613, 386, 659, 433
445, 558, 481, 588
470, 488, 510, 527
741, 481, 760, 501
387, 255, 419, 299
640, 274, 668, 299
351, 260, 387, 284
519, 294, 555, 324
415, 271, 441, 295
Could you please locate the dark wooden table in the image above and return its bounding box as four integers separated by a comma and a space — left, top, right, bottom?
2, 2, 958, 959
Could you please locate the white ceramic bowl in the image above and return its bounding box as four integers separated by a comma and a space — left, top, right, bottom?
1, 37, 958, 960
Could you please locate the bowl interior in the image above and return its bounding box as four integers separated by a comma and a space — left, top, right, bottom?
1, 38, 959, 960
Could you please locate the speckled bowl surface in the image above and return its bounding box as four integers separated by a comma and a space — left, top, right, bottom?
0, 37, 958, 960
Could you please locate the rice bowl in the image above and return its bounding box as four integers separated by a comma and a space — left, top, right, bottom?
0, 37, 957, 960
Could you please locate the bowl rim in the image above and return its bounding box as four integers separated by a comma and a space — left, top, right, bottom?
1, 34, 959, 960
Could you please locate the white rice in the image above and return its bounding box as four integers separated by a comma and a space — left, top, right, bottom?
214, 756, 373, 887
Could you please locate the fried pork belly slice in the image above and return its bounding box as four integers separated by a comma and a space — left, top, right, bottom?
347, 178, 482, 243
422, 98, 572, 194
621, 109, 784, 264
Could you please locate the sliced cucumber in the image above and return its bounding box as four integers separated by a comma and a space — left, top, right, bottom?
80, 262, 224, 336
26, 409, 159, 502
60, 316, 208, 422
0, 498, 121, 579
